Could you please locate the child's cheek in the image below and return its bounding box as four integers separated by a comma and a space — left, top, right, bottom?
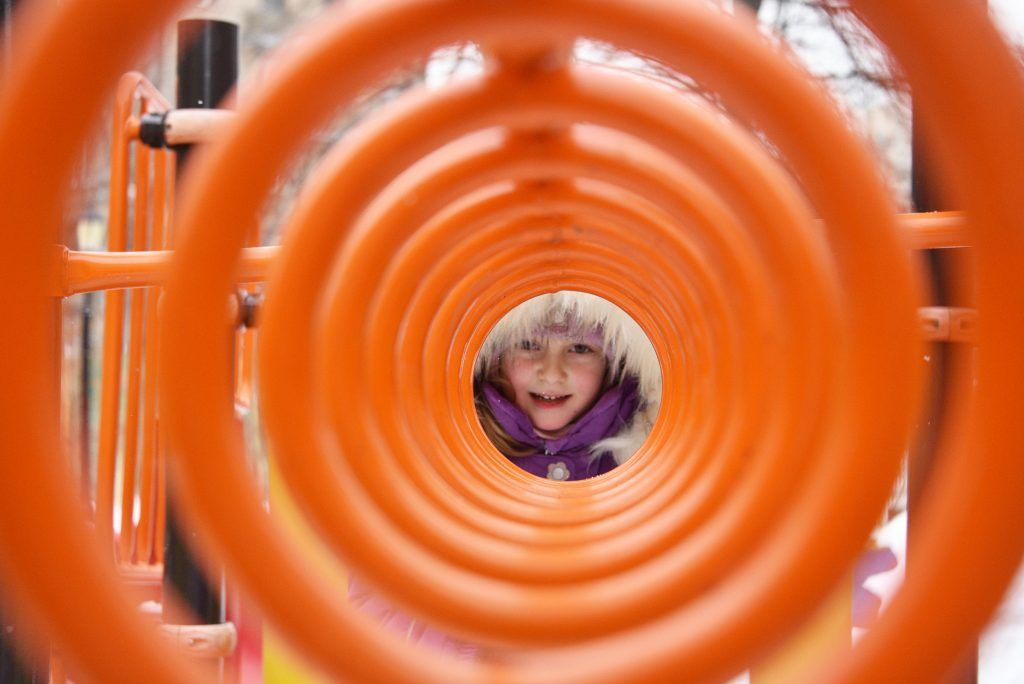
504, 357, 534, 396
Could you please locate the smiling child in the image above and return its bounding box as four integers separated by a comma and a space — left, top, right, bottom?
474, 291, 661, 481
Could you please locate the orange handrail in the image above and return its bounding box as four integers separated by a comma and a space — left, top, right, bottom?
94, 73, 174, 566
56, 245, 277, 296
53, 214, 963, 300
899, 211, 969, 249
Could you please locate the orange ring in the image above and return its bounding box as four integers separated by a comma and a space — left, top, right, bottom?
276, 64, 847, 648
352, 200, 744, 571
266, 74, 839, 647
7, 0, 1018, 681
816, 2, 1024, 681
316, 200, 827, 641
352, 123, 763, 506
278, 64, 829, 531
314, 121, 761, 526
0, 0, 206, 681
164, 0, 914, 677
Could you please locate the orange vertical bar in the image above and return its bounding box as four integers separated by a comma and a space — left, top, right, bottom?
154, 418, 167, 565
118, 136, 151, 562
94, 79, 136, 557
116, 291, 141, 560
137, 145, 170, 565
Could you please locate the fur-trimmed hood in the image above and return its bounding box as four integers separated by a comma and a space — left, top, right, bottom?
474, 291, 661, 465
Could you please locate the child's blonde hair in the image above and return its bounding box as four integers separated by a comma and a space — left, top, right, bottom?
474, 291, 662, 463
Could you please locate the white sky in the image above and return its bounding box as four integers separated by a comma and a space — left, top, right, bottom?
991, 0, 1024, 44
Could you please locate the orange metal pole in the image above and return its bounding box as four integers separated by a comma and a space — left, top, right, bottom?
154, 423, 167, 566
51, 213, 961, 301
58, 245, 277, 296
118, 137, 151, 563
137, 146, 171, 566
94, 77, 136, 555
898, 211, 969, 249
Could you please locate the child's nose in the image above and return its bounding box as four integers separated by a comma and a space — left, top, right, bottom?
537, 350, 567, 381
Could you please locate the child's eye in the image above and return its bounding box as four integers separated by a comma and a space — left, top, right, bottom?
569, 343, 595, 354
519, 339, 542, 351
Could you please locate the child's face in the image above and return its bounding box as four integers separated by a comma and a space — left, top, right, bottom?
500, 335, 607, 439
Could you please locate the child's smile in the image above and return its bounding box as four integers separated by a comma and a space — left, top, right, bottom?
530, 392, 571, 406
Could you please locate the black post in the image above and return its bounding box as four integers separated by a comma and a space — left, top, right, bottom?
80, 292, 93, 503
173, 19, 239, 168
0, 602, 46, 684
908, 106, 950, 561
908, 105, 979, 684
162, 19, 238, 632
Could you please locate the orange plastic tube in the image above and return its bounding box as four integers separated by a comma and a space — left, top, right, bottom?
0, 0, 1020, 682
308, 116, 768, 520
377, 172, 722, 523
323, 180, 794, 524
265, 64, 854, 650
312, 199, 827, 641
117, 140, 150, 562
160, 0, 914, 679
341, 197, 752, 576
260, 56, 819, 532
278, 107, 775, 541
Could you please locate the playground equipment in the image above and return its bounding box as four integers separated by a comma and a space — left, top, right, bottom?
0, 0, 1022, 681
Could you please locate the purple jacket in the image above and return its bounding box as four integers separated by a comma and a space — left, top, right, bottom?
482, 376, 640, 480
